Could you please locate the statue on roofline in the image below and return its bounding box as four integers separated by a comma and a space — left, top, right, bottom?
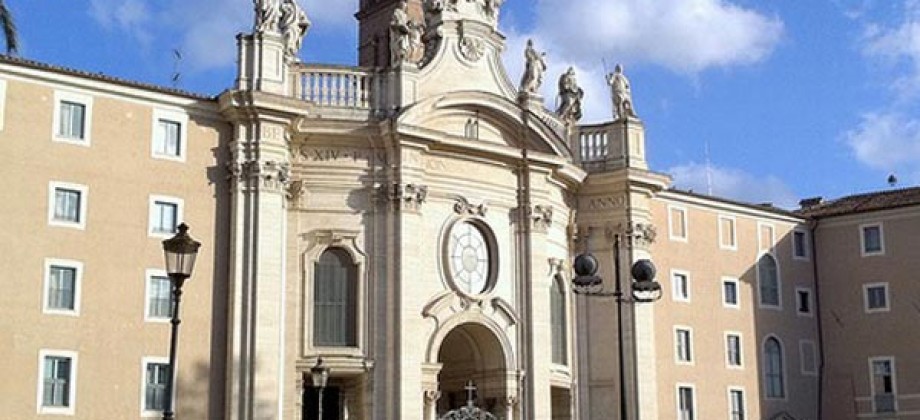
556, 67, 584, 122
280, 0, 310, 59
390, 0, 412, 66
254, 0, 281, 33
607, 64, 636, 119
519, 39, 546, 95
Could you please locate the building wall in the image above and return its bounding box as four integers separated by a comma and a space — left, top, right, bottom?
816, 205, 920, 419
0, 64, 231, 419
649, 192, 819, 420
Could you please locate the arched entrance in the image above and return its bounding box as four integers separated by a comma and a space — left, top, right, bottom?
436, 322, 509, 418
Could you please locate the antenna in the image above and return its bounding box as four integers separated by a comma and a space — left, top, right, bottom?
704, 141, 714, 196
171, 49, 182, 88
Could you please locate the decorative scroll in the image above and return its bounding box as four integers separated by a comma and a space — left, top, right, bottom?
453, 196, 488, 217
386, 183, 429, 211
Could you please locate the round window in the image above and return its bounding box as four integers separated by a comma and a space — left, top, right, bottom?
447, 220, 493, 295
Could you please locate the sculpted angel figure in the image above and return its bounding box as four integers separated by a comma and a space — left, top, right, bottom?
519, 39, 546, 94
607, 64, 636, 119
280, 0, 310, 58
390, 0, 411, 66
556, 67, 584, 122
254, 0, 281, 33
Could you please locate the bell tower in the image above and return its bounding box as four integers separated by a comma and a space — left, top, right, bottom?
356, 0, 424, 67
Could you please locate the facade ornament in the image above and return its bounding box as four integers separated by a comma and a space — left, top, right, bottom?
519, 39, 546, 95
228, 159, 291, 193
607, 64, 637, 119
531, 205, 553, 232
388, 183, 429, 211
587, 195, 627, 211
609, 221, 657, 248
458, 36, 485, 62
390, 0, 412, 66
453, 196, 488, 217
481, 0, 503, 19
285, 179, 305, 204
280, 0, 311, 59
408, 20, 427, 63
424, 389, 442, 403
254, 0, 281, 33
556, 67, 584, 122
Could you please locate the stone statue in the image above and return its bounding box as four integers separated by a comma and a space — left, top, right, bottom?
607, 64, 636, 119
390, 0, 412, 66
254, 0, 281, 33
280, 0, 310, 58
482, 0, 503, 18
556, 67, 584, 122
408, 21, 426, 63
519, 39, 546, 95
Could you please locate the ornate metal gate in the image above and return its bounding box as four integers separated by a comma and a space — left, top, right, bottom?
438, 381, 497, 420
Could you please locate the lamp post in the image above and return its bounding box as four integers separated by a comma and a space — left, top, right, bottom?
309, 358, 330, 420
161, 223, 201, 420
572, 233, 661, 420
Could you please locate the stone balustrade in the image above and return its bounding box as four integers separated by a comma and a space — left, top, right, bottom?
576, 122, 613, 163
290, 63, 384, 112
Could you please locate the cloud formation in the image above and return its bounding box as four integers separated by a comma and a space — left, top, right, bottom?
861, 0, 920, 97
846, 112, 920, 181
666, 162, 799, 209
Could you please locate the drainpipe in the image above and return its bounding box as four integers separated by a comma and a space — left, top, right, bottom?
809, 218, 825, 420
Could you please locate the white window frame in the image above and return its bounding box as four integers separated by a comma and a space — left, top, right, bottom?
148, 195, 184, 238
860, 223, 885, 257
727, 387, 746, 420
864, 282, 890, 313
140, 356, 171, 417
668, 205, 689, 242
725, 332, 743, 369
757, 221, 775, 252
800, 340, 818, 376
52, 90, 93, 146
37, 349, 78, 415
722, 277, 740, 309
763, 335, 788, 401
675, 326, 694, 364
43, 259, 83, 316
718, 215, 737, 251
151, 108, 189, 162
144, 269, 172, 323
869, 356, 898, 414
756, 252, 782, 310
676, 383, 696, 420
792, 228, 810, 261
671, 269, 691, 302
795, 287, 814, 317
48, 181, 88, 230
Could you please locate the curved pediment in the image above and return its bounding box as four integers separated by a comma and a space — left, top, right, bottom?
398, 91, 574, 161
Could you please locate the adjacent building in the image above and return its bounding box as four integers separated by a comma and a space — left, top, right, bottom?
0, 1, 916, 419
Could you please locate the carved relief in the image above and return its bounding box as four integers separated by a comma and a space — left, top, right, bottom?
531, 205, 553, 232
286, 179, 305, 205
228, 159, 291, 193
385, 183, 429, 212
458, 36, 485, 62
605, 221, 657, 248
453, 196, 488, 217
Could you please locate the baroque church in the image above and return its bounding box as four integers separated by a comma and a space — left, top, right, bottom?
14, 0, 920, 419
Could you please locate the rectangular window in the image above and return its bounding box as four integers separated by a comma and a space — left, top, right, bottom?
44, 260, 82, 315
726, 333, 742, 367
672, 271, 690, 302
149, 196, 183, 237
677, 385, 695, 420
861, 223, 885, 256
793, 229, 809, 260
49, 182, 88, 229
52, 91, 92, 145
865, 283, 890, 313
38, 350, 77, 415
154, 119, 182, 157
800, 340, 817, 375
796, 288, 813, 316
145, 271, 173, 321
722, 278, 739, 308
729, 389, 745, 420
142, 360, 169, 414
870, 357, 897, 413
676, 328, 693, 363
669, 206, 688, 241
719, 215, 737, 250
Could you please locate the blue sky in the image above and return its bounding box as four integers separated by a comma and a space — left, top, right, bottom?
12, 0, 920, 208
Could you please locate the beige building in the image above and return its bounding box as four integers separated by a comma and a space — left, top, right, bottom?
1, 1, 915, 420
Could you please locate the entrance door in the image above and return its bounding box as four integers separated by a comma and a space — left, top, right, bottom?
436, 323, 508, 417
303, 386, 340, 420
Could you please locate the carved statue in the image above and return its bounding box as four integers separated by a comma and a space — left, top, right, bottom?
390, 0, 412, 66
607, 64, 636, 119
519, 39, 546, 95
408, 20, 426, 63
254, 0, 281, 33
280, 0, 310, 58
481, 0, 503, 18
556, 67, 584, 122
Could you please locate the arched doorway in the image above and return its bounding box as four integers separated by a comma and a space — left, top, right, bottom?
437, 322, 508, 418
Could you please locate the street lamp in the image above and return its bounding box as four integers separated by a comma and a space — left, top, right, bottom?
308, 357, 330, 420
572, 233, 661, 420
161, 223, 201, 420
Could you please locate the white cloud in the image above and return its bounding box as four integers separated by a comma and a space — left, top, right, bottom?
846, 112, 920, 177
666, 162, 799, 209
89, 0, 154, 45
860, 0, 920, 96
528, 0, 784, 74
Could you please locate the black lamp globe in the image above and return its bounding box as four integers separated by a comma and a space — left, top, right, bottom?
572, 253, 602, 288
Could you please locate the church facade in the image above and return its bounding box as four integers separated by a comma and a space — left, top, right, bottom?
3, 1, 918, 419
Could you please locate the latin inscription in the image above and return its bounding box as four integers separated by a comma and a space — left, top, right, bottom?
297, 147, 453, 172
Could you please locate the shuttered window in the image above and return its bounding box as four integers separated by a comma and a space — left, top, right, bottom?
313, 248, 357, 347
